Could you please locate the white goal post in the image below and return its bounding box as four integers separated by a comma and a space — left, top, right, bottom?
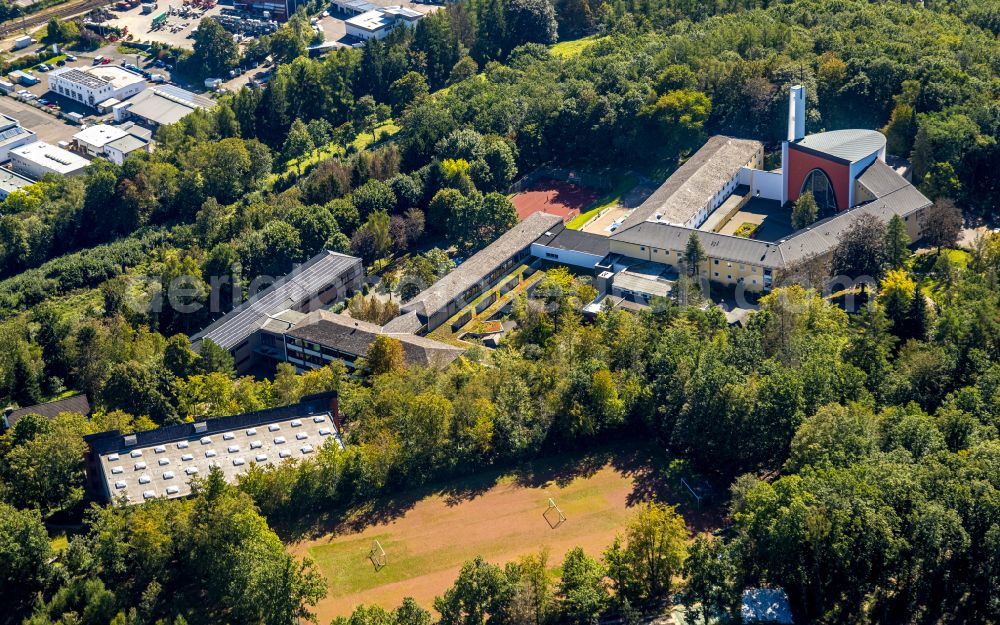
543, 497, 567, 528
368, 539, 387, 570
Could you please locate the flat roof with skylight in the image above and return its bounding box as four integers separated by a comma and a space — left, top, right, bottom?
84, 392, 345, 505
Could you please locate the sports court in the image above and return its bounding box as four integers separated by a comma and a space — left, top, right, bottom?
511, 179, 600, 223
290, 451, 666, 620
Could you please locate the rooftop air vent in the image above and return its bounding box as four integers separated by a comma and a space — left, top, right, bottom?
193, 422, 207, 433
123, 434, 137, 446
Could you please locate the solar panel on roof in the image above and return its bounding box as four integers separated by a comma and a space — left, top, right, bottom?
191, 252, 360, 351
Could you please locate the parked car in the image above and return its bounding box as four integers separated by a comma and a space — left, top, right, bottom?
65, 54, 76, 61
38, 98, 48, 105
101, 58, 111, 64
37, 64, 50, 72
56, 59, 66, 66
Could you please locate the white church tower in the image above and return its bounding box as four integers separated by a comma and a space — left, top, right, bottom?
780, 85, 806, 205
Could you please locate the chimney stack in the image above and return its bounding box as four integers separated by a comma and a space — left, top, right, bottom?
788, 85, 805, 142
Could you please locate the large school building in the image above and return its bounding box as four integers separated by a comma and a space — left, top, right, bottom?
530, 85, 930, 303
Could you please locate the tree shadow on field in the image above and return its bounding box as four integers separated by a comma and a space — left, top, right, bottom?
275, 438, 726, 542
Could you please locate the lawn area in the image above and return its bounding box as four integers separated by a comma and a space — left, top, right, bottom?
270, 121, 401, 186
565, 174, 639, 230
50, 532, 70, 554
290, 446, 679, 620
911, 247, 970, 273
550, 35, 605, 58
911, 248, 970, 293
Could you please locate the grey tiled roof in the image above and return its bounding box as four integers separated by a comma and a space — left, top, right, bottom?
380, 310, 424, 333
613, 221, 785, 268
620, 135, 762, 230
4, 394, 90, 429
777, 183, 930, 266
287, 310, 464, 368
613, 161, 931, 269
533, 225, 610, 257
401, 212, 562, 321
856, 159, 908, 198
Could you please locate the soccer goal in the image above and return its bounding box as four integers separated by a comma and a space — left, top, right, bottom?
543, 497, 567, 529
368, 539, 387, 571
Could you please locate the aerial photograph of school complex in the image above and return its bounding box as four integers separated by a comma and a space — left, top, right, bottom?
0, 0, 997, 624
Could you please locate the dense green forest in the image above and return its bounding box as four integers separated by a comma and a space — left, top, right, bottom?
3, 0, 1000, 623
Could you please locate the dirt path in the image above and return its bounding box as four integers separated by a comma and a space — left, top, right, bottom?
291, 456, 659, 621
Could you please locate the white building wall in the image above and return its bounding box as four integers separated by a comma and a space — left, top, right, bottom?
848, 153, 879, 208
49, 71, 146, 109
530, 243, 604, 269
345, 24, 388, 39
0, 130, 37, 162
746, 169, 785, 201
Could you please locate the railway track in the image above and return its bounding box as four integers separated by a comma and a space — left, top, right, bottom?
0, 0, 107, 38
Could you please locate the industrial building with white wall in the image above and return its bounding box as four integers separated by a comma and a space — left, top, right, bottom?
345, 5, 423, 40
10, 141, 90, 179
47, 66, 147, 109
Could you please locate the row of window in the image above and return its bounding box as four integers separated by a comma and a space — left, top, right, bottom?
636, 245, 763, 276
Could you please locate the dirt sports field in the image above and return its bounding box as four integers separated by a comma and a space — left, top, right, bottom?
289, 448, 696, 620
511, 179, 600, 222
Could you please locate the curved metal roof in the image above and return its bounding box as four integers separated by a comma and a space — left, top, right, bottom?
796, 129, 886, 163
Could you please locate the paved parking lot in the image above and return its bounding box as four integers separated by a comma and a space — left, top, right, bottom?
0, 95, 81, 144
106, 4, 225, 49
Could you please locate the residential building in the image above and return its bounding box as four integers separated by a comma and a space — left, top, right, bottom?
400, 211, 563, 333
190, 250, 364, 374
10, 141, 90, 178
83, 392, 343, 504
345, 5, 422, 40
278, 309, 465, 371
0, 114, 37, 162
48, 65, 147, 109
3, 394, 91, 431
